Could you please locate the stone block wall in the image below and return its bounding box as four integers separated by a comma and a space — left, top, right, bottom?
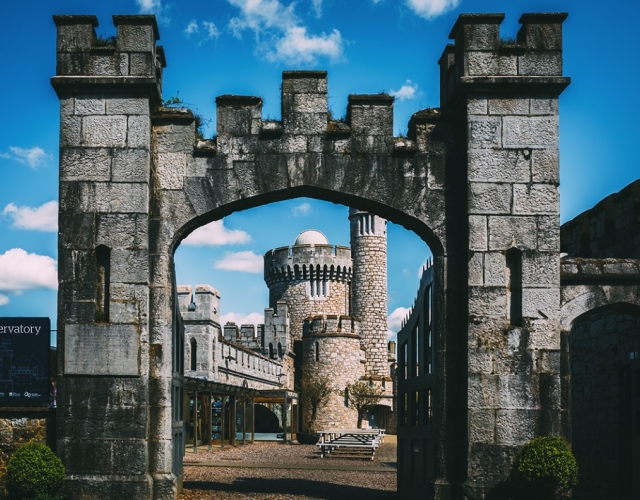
349, 210, 388, 377
439, 13, 570, 495
0, 413, 48, 464
265, 244, 352, 339
570, 309, 640, 499
52, 14, 168, 499
178, 285, 221, 380
561, 179, 640, 259
301, 316, 362, 430
217, 340, 288, 391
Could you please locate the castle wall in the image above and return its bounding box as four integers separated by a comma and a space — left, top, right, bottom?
265, 244, 352, 339
570, 309, 640, 500
561, 179, 640, 259
350, 210, 389, 377
301, 316, 362, 430
268, 280, 349, 339
53, 12, 574, 500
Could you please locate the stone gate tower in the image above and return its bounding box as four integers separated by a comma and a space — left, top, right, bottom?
349, 209, 388, 376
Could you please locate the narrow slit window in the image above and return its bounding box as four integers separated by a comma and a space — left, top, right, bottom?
506, 248, 523, 327
403, 342, 408, 380
413, 323, 420, 377
424, 285, 433, 375
190, 338, 197, 371
269, 343, 274, 359
315, 341, 320, 362
95, 245, 111, 323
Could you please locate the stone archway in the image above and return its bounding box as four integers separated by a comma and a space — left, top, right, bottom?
52, 12, 570, 500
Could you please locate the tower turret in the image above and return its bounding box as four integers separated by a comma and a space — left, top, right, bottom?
264, 231, 352, 339
349, 209, 388, 377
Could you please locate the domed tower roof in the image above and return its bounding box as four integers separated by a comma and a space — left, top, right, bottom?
294, 229, 329, 246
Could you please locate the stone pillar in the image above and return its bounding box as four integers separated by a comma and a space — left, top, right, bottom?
52, 14, 168, 499
440, 12, 570, 498
349, 208, 388, 377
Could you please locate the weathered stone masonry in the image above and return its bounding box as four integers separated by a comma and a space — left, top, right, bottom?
51, 11, 586, 500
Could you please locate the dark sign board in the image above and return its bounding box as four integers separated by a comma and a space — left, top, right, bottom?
0, 318, 50, 407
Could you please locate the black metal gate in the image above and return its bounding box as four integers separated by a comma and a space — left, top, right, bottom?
172, 287, 185, 489
632, 356, 640, 498
398, 268, 436, 499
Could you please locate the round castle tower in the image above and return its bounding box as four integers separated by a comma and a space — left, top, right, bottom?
349, 209, 388, 377
264, 230, 352, 339
301, 315, 363, 430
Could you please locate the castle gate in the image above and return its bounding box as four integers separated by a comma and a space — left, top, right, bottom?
52, 12, 569, 500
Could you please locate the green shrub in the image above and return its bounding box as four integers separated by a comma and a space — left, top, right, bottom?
5, 442, 66, 499
511, 436, 579, 499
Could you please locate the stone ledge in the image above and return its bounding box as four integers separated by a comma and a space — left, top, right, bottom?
459, 76, 571, 94
51, 76, 161, 103
561, 257, 640, 283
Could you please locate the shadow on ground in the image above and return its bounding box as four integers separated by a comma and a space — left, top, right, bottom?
182, 477, 396, 499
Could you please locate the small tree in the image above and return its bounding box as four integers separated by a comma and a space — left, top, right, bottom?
298, 373, 332, 433
342, 380, 384, 428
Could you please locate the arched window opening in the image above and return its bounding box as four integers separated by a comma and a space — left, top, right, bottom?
269, 343, 274, 359
506, 248, 523, 327
278, 342, 283, 359
190, 338, 197, 371
95, 245, 111, 323
382, 378, 386, 391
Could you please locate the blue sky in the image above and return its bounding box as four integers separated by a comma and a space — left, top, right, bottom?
0, 0, 638, 344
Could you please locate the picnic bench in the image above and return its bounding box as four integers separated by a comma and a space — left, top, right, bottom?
316, 428, 385, 460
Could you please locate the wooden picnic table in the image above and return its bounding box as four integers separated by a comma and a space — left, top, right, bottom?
316, 428, 386, 460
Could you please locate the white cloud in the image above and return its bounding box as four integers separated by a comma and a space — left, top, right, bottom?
0, 146, 52, 169
182, 220, 252, 247
387, 306, 411, 338
390, 80, 419, 101
227, 0, 344, 65
220, 311, 265, 328
214, 251, 263, 273
135, 0, 169, 24
265, 26, 344, 65
136, 0, 162, 12
185, 20, 220, 41
312, 0, 322, 17
184, 20, 199, 35
0, 294, 8, 306
3, 201, 58, 232
292, 202, 313, 217
228, 0, 298, 36
0, 249, 58, 296
405, 0, 460, 20
203, 21, 220, 40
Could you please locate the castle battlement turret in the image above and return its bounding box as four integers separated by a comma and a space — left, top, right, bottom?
53, 15, 165, 87
264, 230, 353, 339
264, 245, 352, 286
302, 315, 362, 338
439, 13, 569, 107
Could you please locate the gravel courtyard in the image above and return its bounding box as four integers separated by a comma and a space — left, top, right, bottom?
178, 441, 397, 499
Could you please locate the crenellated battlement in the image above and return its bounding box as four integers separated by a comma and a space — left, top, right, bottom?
177, 284, 221, 323
303, 315, 361, 338
52, 15, 164, 103
213, 71, 402, 155
439, 12, 569, 106
264, 244, 352, 287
